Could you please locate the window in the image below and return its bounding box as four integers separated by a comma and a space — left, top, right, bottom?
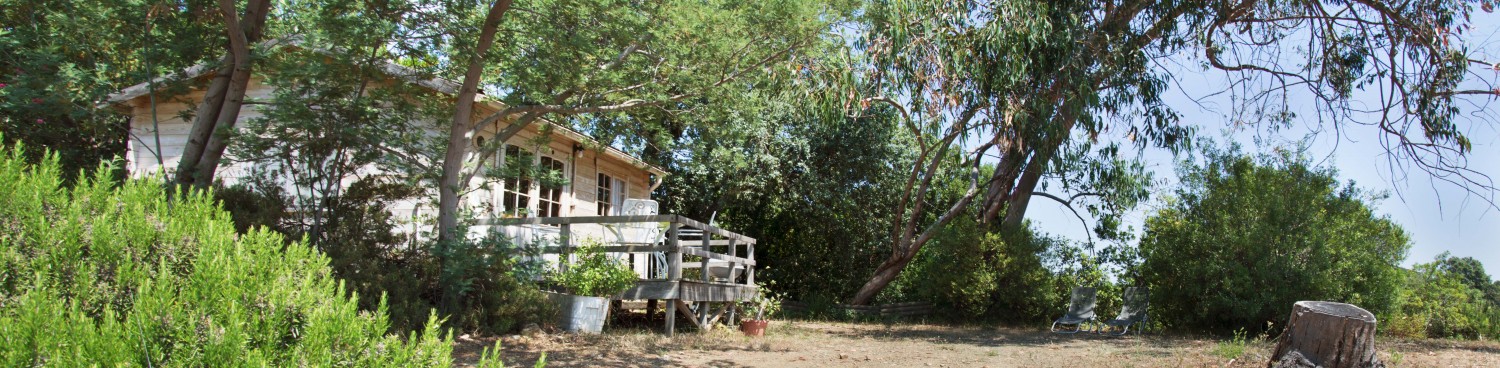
536, 156, 565, 217
597, 173, 614, 215
597, 173, 626, 215
500, 145, 532, 217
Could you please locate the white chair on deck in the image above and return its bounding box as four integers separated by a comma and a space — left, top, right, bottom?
607, 199, 666, 279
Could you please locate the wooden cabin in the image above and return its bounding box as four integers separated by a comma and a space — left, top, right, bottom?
107, 59, 756, 335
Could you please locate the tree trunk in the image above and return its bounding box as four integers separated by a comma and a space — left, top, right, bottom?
850, 255, 913, 305
174, 0, 270, 188
1268, 301, 1383, 368
435, 0, 514, 242
174, 58, 231, 186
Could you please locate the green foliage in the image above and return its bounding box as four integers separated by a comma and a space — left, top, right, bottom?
659, 98, 915, 303
0, 140, 457, 365
0, 0, 219, 182
1386, 256, 1500, 340
1211, 328, 1251, 360
744, 280, 785, 321
1137, 145, 1410, 334
894, 217, 1119, 325
1432, 252, 1500, 307
217, 176, 554, 334
551, 240, 637, 298
429, 226, 555, 334
477, 341, 545, 368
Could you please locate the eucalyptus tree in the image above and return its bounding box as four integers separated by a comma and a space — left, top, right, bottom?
840, 0, 1500, 305
404, 0, 852, 241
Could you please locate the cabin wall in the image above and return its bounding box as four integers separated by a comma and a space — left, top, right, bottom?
124, 78, 273, 182
122, 76, 660, 250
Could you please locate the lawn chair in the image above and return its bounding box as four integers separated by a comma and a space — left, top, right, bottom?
1051, 287, 1098, 334
1102, 287, 1149, 336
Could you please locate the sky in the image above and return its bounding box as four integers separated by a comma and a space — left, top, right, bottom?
1024, 10, 1500, 277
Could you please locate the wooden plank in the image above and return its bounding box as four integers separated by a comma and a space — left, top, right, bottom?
678, 281, 759, 302
674, 216, 757, 244
533, 244, 674, 254
480, 214, 676, 226
674, 300, 704, 331
681, 248, 756, 266
616, 281, 678, 300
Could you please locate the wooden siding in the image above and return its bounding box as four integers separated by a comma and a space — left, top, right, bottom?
121, 75, 659, 227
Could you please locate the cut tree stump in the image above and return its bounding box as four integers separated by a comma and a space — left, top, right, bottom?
1268, 301, 1383, 368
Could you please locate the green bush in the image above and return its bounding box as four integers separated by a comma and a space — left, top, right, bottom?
551, 240, 637, 297
898, 218, 1108, 325
1137, 147, 1409, 334
1386, 258, 1500, 339
211, 175, 553, 334
0, 142, 479, 365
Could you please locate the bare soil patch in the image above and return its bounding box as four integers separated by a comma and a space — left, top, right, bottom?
454, 320, 1500, 367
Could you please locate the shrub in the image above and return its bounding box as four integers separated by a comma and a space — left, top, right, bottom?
899, 218, 1103, 324
550, 240, 637, 297
0, 141, 480, 365
1386, 258, 1500, 339
211, 174, 553, 334
1137, 147, 1409, 334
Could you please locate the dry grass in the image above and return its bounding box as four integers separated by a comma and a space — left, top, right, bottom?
454, 319, 1500, 367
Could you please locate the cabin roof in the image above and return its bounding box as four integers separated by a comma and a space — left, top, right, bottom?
107, 41, 667, 178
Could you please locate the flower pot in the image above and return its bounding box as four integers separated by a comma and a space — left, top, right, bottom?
740, 319, 769, 337
546, 292, 610, 334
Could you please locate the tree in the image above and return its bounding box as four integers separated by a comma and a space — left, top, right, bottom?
654, 93, 918, 302
1433, 252, 1500, 307
228, 0, 432, 244
1390, 257, 1498, 339
1136, 145, 1410, 333
407, 0, 849, 241
837, 0, 1500, 305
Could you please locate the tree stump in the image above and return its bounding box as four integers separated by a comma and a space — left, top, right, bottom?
1268, 301, 1383, 368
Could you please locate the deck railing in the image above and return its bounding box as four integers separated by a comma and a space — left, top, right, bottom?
477, 214, 757, 287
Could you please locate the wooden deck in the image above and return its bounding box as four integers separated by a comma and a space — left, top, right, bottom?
479, 214, 759, 335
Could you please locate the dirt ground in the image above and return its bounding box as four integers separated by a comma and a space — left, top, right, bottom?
454, 319, 1500, 367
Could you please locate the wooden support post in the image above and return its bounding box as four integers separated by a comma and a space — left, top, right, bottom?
665, 222, 681, 336
698, 239, 710, 329
1268, 301, 1382, 368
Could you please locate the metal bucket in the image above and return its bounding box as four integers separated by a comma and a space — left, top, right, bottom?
547, 292, 610, 333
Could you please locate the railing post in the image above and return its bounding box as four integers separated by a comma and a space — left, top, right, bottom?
746, 242, 755, 285
667, 222, 681, 281
700, 232, 711, 282
665, 221, 681, 336
728, 238, 739, 284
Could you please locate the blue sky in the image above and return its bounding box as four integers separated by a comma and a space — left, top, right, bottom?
1025, 10, 1500, 277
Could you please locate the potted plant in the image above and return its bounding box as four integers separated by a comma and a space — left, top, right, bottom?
740, 281, 782, 337
547, 239, 637, 333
